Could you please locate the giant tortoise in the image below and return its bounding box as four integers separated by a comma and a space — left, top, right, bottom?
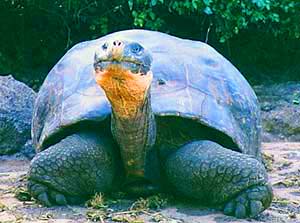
28, 29, 272, 218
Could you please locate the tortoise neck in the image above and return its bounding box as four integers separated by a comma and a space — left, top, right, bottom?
111, 92, 156, 179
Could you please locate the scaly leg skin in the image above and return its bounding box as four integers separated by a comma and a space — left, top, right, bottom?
27, 131, 119, 206
165, 140, 273, 218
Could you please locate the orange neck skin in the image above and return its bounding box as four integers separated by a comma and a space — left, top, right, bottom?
95, 65, 156, 181
95, 64, 153, 120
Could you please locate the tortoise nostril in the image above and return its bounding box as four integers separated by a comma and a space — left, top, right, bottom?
113, 40, 122, 47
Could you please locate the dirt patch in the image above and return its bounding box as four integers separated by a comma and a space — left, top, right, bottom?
0, 143, 300, 223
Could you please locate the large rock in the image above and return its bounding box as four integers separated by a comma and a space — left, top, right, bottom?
254, 82, 300, 142
0, 75, 36, 154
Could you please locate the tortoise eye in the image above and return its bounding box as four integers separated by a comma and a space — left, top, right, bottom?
130, 43, 143, 54
102, 43, 108, 50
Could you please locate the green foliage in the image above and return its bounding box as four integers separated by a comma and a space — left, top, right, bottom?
130, 194, 169, 211
128, 0, 300, 42
14, 187, 32, 201
0, 0, 299, 87
86, 192, 107, 209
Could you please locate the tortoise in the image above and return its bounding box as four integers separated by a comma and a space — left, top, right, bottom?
28, 29, 272, 218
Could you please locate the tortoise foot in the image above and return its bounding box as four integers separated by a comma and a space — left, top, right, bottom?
223, 184, 273, 218
27, 132, 118, 207
28, 180, 84, 206
165, 140, 273, 219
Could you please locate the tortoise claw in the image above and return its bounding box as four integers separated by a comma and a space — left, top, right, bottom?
28, 180, 68, 206
223, 185, 272, 218
49, 190, 68, 205
37, 192, 52, 207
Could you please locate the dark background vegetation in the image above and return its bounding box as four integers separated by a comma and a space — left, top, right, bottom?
1, 0, 300, 90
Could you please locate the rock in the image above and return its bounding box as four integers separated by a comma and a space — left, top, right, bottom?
254, 82, 300, 142
0, 75, 36, 155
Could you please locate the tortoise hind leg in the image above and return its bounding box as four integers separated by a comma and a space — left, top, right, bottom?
164, 140, 273, 218
27, 131, 119, 206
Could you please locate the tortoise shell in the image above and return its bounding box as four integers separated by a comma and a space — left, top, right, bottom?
32, 29, 261, 158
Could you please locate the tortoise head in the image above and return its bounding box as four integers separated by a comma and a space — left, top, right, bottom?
94, 40, 153, 118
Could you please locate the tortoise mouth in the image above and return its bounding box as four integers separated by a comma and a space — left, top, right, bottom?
94, 58, 150, 75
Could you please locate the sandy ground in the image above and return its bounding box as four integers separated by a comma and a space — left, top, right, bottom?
0, 143, 300, 223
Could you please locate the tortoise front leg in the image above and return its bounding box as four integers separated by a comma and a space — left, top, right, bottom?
164, 140, 273, 218
27, 131, 120, 206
